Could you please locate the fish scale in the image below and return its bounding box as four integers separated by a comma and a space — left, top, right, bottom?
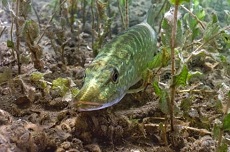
74, 6, 157, 111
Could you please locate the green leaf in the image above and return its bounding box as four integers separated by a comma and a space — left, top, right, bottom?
203, 22, 220, 42
148, 47, 170, 69
0, 68, 12, 84
152, 81, 162, 96
7, 40, 14, 48
173, 65, 189, 87
223, 113, 230, 131
213, 123, 221, 140
39, 80, 47, 89
192, 28, 200, 40
22, 20, 39, 43
158, 122, 165, 133
30, 72, 44, 81
187, 71, 203, 81
161, 13, 184, 47
217, 143, 228, 152
197, 9, 205, 20
159, 91, 169, 115
152, 81, 169, 114
2, 0, 7, 7
180, 98, 192, 112
161, 17, 172, 46
176, 20, 184, 47
52, 78, 70, 96
30, 72, 47, 89
170, 0, 190, 5
214, 100, 223, 114
20, 0, 32, 18
222, 32, 230, 44
119, 0, 125, 6
71, 88, 80, 98
193, 0, 199, 6
211, 13, 218, 24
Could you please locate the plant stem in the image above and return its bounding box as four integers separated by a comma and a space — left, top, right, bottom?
91, 0, 95, 55
15, 0, 21, 75
217, 92, 230, 149
170, 2, 179, 132
217, 129, 223, 150
117, 0, 125, 29
10, 4, 15, 59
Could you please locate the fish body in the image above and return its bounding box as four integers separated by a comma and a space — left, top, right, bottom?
75, 6, 157, 111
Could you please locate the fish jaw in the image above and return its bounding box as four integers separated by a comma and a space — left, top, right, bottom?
74, 81, 126, 111
75, 93, 126, 111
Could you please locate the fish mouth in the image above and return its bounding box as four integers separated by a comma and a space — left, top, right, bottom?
75, 93, 126, 111
76, 101, 104, 111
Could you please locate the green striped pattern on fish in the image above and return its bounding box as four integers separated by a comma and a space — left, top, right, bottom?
74, 6, 157, 111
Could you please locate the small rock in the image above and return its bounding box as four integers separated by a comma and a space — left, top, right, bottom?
85, 143, 101, 152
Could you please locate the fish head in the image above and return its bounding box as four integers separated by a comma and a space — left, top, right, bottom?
74, 60, 126, 111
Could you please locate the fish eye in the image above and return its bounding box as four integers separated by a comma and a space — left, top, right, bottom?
111, 68, 119, 83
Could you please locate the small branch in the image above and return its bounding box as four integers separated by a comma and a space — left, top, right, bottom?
0, 26, 6, 37
177, 89, 216, 94
169, 3, 180, 132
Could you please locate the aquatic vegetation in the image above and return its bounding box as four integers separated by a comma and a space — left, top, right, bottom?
0, 0, 230, 151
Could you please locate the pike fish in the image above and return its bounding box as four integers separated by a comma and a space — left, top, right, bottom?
74, 5, 158, 111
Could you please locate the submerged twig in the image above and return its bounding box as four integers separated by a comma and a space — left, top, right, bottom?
169, 3, 180, 132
